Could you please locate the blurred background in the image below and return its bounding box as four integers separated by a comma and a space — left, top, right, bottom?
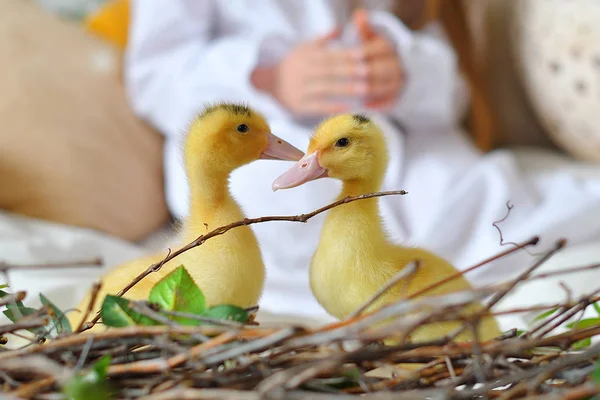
1, 0, 600, 327
2, 0, 599, 243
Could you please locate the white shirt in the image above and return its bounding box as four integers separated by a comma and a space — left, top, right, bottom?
123, 0, 600, 320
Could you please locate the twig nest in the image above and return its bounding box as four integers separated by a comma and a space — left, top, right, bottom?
512, 0, 600, 163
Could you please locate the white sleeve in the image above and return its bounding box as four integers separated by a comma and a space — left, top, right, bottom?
123, 0, 281, 139
368, 11, 468, 133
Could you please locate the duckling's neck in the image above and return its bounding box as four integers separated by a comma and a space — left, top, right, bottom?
189, 167, 229, 204
323, 179, 389, 246
340, 179, 380, 199
184, 167, 243, 242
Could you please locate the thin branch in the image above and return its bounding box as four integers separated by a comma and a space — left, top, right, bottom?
74, 336, 94, 372
407, 236, 540, 302
130, 302, 180, 328
444, 356, 456, 380
7, 331, 39, 345
535, 290, 600, 339
492, 201, 545, 257
0, 292, 26, 308
0, 319, 48, 335
75, 281, 102, 333
106, 331, 236, 376
0, 370, 20, 388
449, 238, 567, 339
10, 376, 56, 399
492, 200, 515, 246
486, 238, 567, 310
527, 382, 600, 400
158, 309, 246, 328
483, 296, 600, 318
202, 328, 300, 366
119, 190, 407, 298
467, 319, 486, 383
523, 261, 600, 283
348, 260, 421, 318
559, 281, 573, 305
80, 190, 408, 331
0, 258, 103, 272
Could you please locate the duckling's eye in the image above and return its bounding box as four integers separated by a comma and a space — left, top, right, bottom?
335, 138, 350, 148
237, 124, 249, 133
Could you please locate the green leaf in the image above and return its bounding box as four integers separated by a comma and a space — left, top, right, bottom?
593, 302, 600, 317
1, 291, 49, 337
343, 367, 361, 381
63, 355, 114, 400
565, 318, 600, 330
0, 289, 25, 308
3, 301, 46, 337
91, 355, 112, 380
4, 306, 46, 339
0, 284, 8, 290
3, 306, 37, 323
63, 376, 113, 400
203, 305, 249, 323
40, 293, 71, 334
565, 317, 600, 350
1, 292, 71, 338
534, 307, 559, 321
571, 337, 592, 350
320, 367, 361, 390
593, 360, 600, 384
100, 295, 157, 327
0, 288, 34, 321
503, 329, 527, 338
149, 265, 206, 325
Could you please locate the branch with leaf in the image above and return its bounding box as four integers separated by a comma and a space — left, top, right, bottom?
100, 265, 252, 329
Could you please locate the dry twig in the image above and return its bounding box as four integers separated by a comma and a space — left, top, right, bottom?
0, 258, 103, 272
348, 261, 421, 318
74, 281, 102, 333
80, 190, 408, 331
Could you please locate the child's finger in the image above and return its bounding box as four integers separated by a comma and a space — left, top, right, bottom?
360, 36, 392, 59
353, 9, 376, 40
315, 26, 343, 45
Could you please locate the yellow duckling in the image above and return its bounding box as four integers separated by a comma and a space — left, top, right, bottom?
272, 114, 501, 343
69, 103, 304, 332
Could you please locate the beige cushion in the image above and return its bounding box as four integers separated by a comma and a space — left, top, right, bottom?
0, 0, 169, 241
463, 0, 558, 150
512, 0, 600, 163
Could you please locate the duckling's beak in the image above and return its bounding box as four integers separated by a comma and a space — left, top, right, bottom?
259, 132, 305, 162
272, 151, 328, 191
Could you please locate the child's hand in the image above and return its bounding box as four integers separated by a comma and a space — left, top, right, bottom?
256, 10, 405, 117
271, 28, 367, 117
353, 9, 405, 110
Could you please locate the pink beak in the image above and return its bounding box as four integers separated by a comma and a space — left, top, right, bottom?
272, 151, 328, 191
259, 132, 305, 162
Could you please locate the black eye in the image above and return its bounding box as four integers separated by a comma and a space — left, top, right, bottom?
237, 124, 249, 133
335, 138, 349, 147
